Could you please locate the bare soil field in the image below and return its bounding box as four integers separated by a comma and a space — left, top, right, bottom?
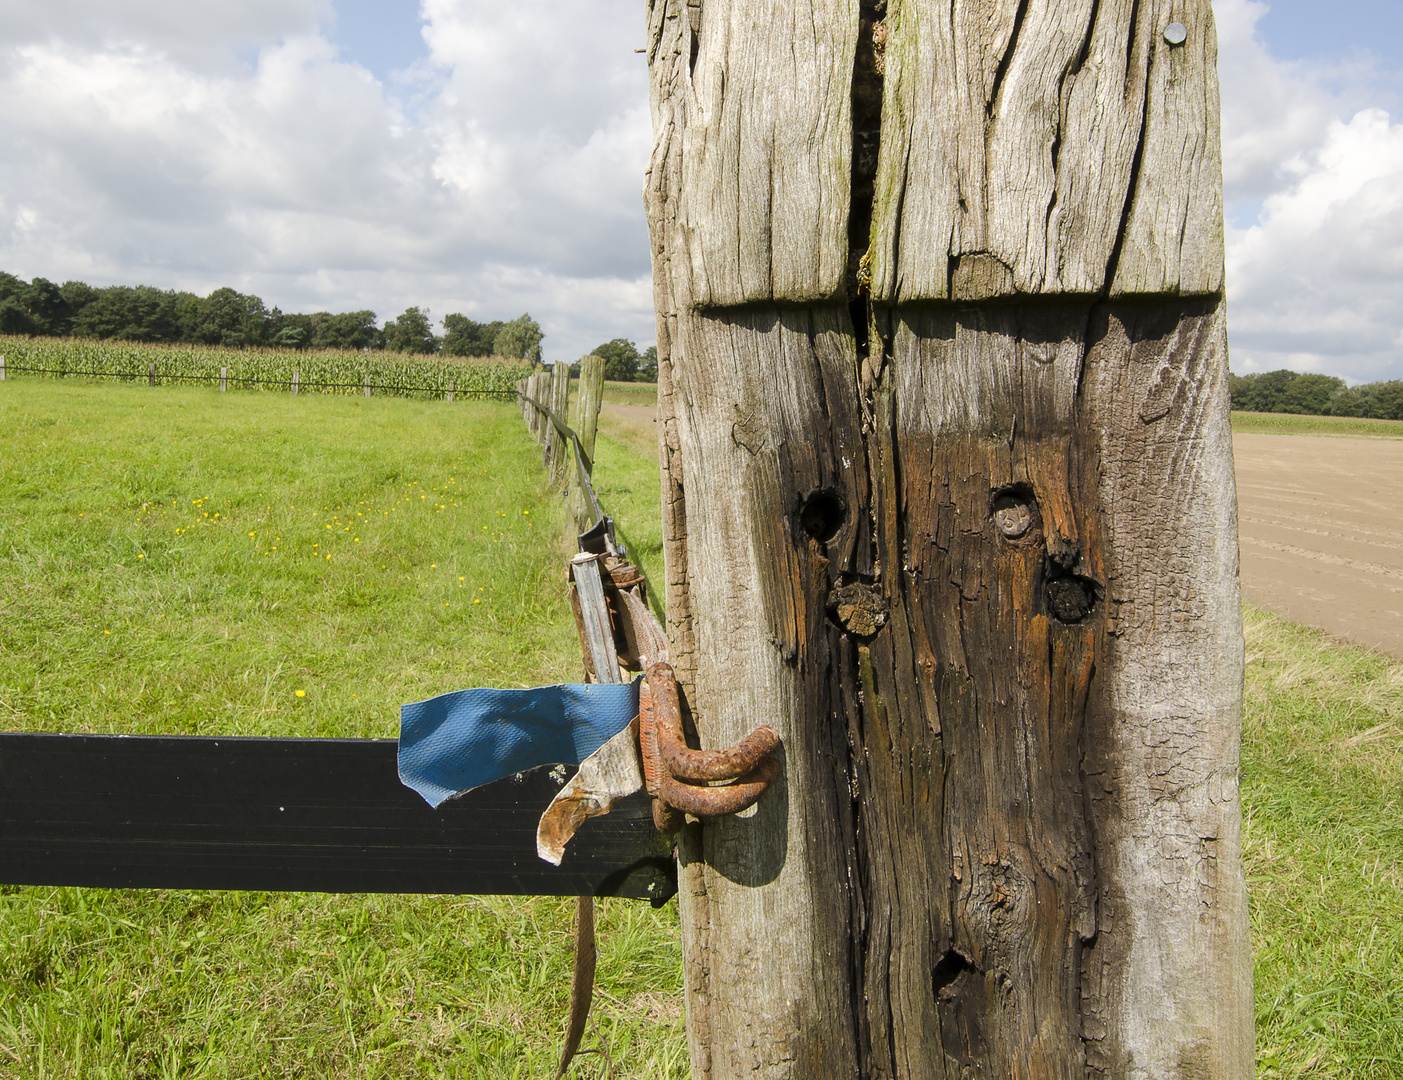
1233, 433, 1403, 657
602, 402, 658, 426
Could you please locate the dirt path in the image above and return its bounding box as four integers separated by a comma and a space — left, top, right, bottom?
1233, 433, 1403, 658
596, 408, 1403, 658
601, 403, 658, 426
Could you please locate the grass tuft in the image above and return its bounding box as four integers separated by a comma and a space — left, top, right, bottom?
1242, 607, 1403, 1078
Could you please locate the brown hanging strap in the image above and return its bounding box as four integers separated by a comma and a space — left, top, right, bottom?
555, 895, 596, 1078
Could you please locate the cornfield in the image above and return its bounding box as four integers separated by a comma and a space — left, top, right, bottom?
0, 336, 529, 399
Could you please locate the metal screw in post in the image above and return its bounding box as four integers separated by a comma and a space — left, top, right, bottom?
1164, 21, 1188, 45
292, 372, 299, 395
220, 366, 228, 393
993, 493, 1035, 539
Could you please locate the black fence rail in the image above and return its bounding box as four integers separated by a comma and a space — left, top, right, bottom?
0, 733, 673, 899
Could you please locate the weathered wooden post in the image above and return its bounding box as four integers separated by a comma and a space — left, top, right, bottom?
644, 0, 1250, 1076
546, 362, 572, 485
220, 366, 228, 392
567, 355, 607, 528
574, 355, 605, 467
531, 371, 550, 447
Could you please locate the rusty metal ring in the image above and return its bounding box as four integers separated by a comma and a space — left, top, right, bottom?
646, 662, 780, 782
659, 756, 780, 818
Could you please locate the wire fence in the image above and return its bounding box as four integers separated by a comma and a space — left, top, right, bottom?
0, 360, 518, 401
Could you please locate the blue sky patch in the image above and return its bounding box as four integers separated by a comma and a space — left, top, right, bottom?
329, 0, 429, 83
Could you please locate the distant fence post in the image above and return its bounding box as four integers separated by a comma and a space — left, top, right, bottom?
447, 384, 455, 404
147, 364, 155, 387
574, 355, 604, 466
567, 355, 605, 528
364, 375, 371, 398
546, 364, 571, 486
292, 372, 300, 396
530, 372, 549, 447
220, 367, 227, 393
0, 354, 6, 381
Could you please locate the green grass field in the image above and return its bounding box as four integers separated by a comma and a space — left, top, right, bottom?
1232, 410, 1403, 438
1242, 608, 1403, 1078
0, 379, 687, 1078
1, 377, 1398, 1077
599, 382, 657, 408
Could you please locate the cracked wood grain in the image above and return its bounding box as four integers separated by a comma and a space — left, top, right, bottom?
644, 0, 1249, 1075
869, 0, 1223, 301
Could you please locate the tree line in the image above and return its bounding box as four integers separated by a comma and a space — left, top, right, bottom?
1230, 369, 1403, 420
0, 271, 543, 361
580, 338, 658, 383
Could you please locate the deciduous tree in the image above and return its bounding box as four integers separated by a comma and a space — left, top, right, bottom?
441, 314, 505, 357
382, 306, 439, 354
493, 313, 544, 363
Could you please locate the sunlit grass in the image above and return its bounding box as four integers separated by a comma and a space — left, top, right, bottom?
0, 379, 687, 1078
0, 381, 575, 739
599, 381, 657, 408
1242, 607, 1403, 1078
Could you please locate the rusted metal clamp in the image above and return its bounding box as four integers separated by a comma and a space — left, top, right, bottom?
638, 661, 780, 834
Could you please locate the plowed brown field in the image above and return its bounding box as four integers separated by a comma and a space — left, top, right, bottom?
1234, 433, 1403, 658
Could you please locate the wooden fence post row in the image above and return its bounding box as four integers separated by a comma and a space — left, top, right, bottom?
517, 362, 606, 536
645, 1, 1249, 1077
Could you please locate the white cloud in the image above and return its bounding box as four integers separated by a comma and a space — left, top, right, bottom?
1218, 0, 1403, 383
1226, 107, 1403, 380
0, 0, 656, 362
3, 0, 1400, 377
0, 0, 330, 72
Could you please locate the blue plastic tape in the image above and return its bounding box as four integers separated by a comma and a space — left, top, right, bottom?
398, 679, 641, 808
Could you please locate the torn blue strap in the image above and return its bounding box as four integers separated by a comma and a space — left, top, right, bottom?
398, 679, 641, 808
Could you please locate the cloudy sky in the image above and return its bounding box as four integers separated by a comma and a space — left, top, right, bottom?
1, 0, 1400, 381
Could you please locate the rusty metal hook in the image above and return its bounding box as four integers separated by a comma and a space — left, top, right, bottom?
639, 662, 780, 834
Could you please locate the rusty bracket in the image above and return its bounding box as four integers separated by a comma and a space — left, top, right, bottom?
638, 661, 780, 834
564, 552, 781, 836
